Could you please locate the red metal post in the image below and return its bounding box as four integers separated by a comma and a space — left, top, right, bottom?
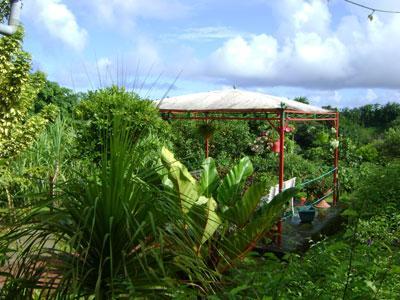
333, 112, 340, 206
277, 110, 286, 247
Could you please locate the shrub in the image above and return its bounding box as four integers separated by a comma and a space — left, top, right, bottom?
356, 143, 379, 162
171, 120, 254, 170
351, 160, 400, 217
380, 126, 400, 159
170, 120, 205, 169
75, 86, 171, 161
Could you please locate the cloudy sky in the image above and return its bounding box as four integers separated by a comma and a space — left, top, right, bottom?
20, 0, 400, 107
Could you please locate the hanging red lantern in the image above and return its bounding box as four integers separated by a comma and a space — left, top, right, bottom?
272, 141, 280, 153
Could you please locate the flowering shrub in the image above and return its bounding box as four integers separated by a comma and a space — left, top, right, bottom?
250, 130, 275, 154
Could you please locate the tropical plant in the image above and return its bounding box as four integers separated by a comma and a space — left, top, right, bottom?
0, 118, 215, 298
160, 148, 298, 273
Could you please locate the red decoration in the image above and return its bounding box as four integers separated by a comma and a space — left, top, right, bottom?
272, 141, 280, 153
284, 126, 294, 133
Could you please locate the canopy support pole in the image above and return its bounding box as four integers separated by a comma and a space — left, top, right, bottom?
277, 109, 286, 247
333, 112, 340, 206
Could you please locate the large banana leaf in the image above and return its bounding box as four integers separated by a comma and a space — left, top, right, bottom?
224, 182, 268, 228
198, 158, 220, 198
160, 147, 198, 213
217, 187, 298, 272
199, 196, 221, 246
216, 157, 253, 207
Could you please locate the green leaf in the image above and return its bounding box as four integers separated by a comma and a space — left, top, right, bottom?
218, 187, 298, 272
217, 156, 253, 206
199, 157, 219, 197
160, 147, 198, 213
199, 196, 221, 245
224, 182, 268, 227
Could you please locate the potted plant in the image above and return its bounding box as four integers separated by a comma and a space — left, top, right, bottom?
305, 179, 331, 209
197, 122, 216, 140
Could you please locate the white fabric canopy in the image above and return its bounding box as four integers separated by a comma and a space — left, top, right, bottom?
157, 89, 331, 113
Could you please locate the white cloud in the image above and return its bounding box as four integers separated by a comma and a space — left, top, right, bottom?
97, 58, 112, 70
23, 0, 87, 51
366, 89, 378, 102
85, 0, 189, 29
174, 26, 242, 42
195, 0, 400, 89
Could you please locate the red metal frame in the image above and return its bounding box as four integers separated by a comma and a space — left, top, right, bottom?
161, 108, 340, 247
277, 110, 286, 247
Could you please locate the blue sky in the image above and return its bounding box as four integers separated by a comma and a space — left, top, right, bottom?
19, 0, 400, 108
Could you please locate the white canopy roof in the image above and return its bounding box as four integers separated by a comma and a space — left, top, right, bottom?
157, 89, 331, 114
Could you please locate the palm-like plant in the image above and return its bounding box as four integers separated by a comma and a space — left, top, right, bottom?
160, 148, 298, 273
0, 118, 215, 299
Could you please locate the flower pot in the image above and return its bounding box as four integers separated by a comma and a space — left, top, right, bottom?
315, 199, 331, 208
298, 206, 316, 223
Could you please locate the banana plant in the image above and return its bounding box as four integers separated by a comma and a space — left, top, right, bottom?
160, 147, 298, 272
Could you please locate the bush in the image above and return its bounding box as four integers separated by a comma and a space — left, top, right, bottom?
356, 143, 379, 162
170, 120, 205, 170
379, 126, 400, 159
350, 160, 400, 217
74, 86, 172, 161
171, 120, 254, 170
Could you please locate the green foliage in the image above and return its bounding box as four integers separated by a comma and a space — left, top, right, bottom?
211, 121, 253, 166
379, 126, 400, 159
293, 96, 310, 104
220, 213, 400, 299
75, 86, 171, 161
170, 120, 205, 169
161, 149, 297, 273
340, 116, 378, 145
341, 103, 400, 130
0, 118, 215, 298
356, 143, 379, 162
171, 120, 254, 169
34, 76, 79, 117
285, 153, 321, 179
197, 121, 216, 139
352, 160, 400, 217
0, 118, 77, 208
0, 29, 58, 159
0, 0, 10, 23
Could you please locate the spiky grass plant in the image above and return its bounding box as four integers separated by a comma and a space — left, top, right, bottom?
0, 117, 216, 299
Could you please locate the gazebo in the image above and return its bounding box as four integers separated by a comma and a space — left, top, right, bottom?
157, 89, 339, 245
